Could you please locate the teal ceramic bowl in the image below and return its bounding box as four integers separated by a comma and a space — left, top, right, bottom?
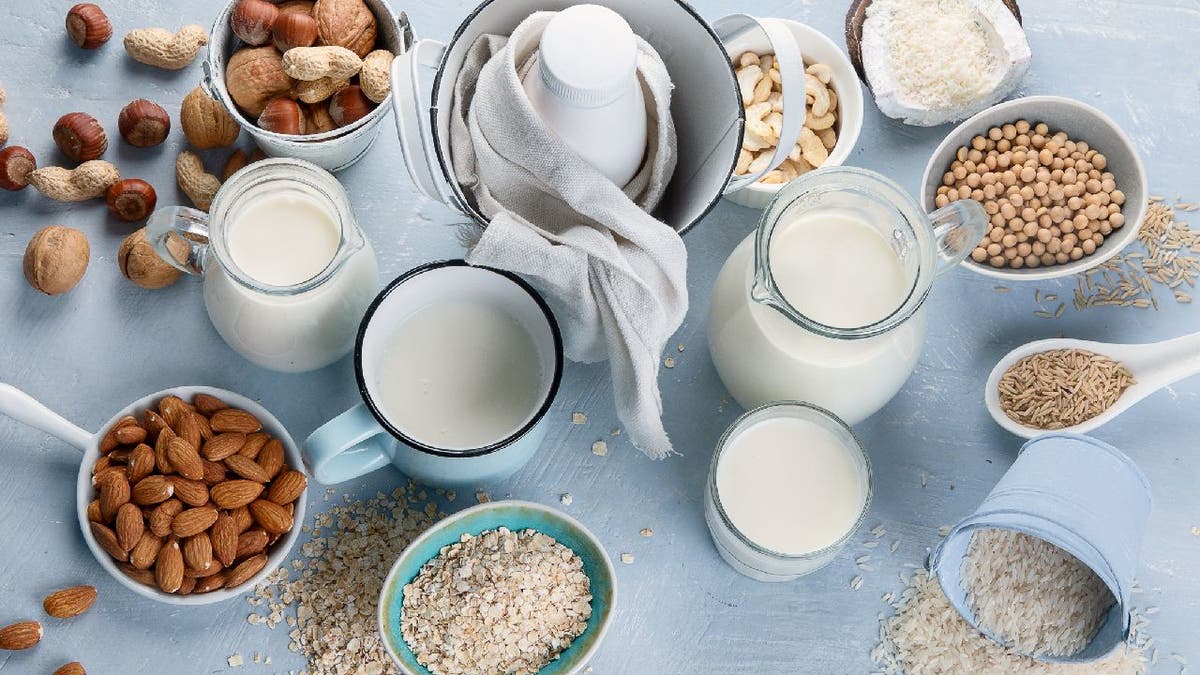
378, 500, 617, 675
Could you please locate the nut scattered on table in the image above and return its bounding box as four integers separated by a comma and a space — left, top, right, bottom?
118, 99, 171, 148
28, 160, 121, 202
123, 25, 209, 70
23, 226, 90, 296
181, 87, 241, 149
176, 150, 222, 211
87, 393, 305, 595
106, 179, 158, 222
42, 585, 98, 619
66, 3, 112, 50
54, 112, 108, 163
733, 52, 840, 185
0, 146, 37, 191
0, 620, 42, 650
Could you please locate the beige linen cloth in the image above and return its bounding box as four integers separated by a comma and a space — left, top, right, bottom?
450, 12, 686, 459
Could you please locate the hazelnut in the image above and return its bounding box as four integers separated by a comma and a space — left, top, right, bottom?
225, 46, 295, 117
24, 225, 90, 296
231, 0, 280, 47
118, 99, 171, 148
53, 112, 108, 162
106, 179, 158, 222
273, 13, 319, 51
118, 228, 182, 290
181, 87, 241, 149
258, 98, 305, 135
313, 0, 377, 57
0, 146, 37, 191
328, 85, 374, 127
66, 3, 112, 50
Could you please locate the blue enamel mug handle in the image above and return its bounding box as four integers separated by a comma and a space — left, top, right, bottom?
303, 404, 395, 484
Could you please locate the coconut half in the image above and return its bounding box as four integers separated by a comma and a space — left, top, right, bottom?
847, 0, 1030, 127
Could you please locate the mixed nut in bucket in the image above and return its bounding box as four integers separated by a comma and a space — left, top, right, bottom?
931, 433, 1152, 662
0, 383, 308, 605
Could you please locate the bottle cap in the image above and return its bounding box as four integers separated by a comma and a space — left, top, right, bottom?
538, 5, 639, 109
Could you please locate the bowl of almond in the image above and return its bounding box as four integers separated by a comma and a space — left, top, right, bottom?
0, 384, 307, 605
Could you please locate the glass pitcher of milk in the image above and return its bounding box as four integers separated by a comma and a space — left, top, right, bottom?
708, 167, 987, 424
146, 159, 378, 373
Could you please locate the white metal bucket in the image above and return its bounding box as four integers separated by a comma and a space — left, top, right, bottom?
389, 0, 745, 234
202, 0, 413, 172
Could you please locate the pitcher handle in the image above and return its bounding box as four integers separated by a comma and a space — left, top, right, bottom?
928, 199, 989, 276
391, 38, 454, 204
145, 206, 210, 276
0, 383, 92, 452
303, 404, 394, 485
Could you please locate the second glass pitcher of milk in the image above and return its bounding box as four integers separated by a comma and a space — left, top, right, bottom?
709, 167, 987, 424
147, 159, 378, 373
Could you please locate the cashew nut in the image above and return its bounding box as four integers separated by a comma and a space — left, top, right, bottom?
799, 127, 829, 167
766, 112, 784, 140
817, 127, 838, 151
736, 64, 762, 106
806, 63, 833, 85
760, 55, 774, 73
753, 75, 773, 105
778, 160, 799, 183
295, 77, 349, 104
738, 52, 759, 68
768, 92, 783, 113
760, 170, 785, 185
28, 161, 121, 202
360, 50, 395, 104
176, 151, 221, 212
283, 46, 363, 82
805, 110, 837, 131
747, 152, 774, 176
735, 149, 753, 175
123, 25, 208, 70
806, 74, 832, 117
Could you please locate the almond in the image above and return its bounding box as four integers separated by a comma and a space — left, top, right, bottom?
196, 413, 214, 442
126, 443, 156, 482
91, 465, 125, 490
238, 432, 269, 458
143, 409, 169, 442
86, 499, 102, 523
101, 416, 138, 453
89, 522, 126, 561
158, 395, 189, 428
210, 479, 264, 509
235, 529, 269, 559
155, 539, 184, 593
118, 562, 158, 587
184, 560, 223, 578
176, 411, 203, 450
193, 571, 228, 594
98, 471, 130, 522
129, 531, 164, 569
154, 426, 176, 474
194, 392, 229, 415
107, 447, 132, 463
224, 454, 271, 483
166, 437, 204, 481
132, 475, 174, 505
231, 505, 254, 533
114, 424, 147, 445
178, 576, 197, 595
53, 662, 86, 675
249, 499, 292, 534
211, 513, 238, 567
211, 408, 262, 434
257, 439, 285, 479
266, 470, 307, 505
0, 620, 42, 650
92, 455, 112, 475
182, 532, 213, 571
115, 502, 144, 551
42, 585, 97, 619
202, 459, 228, 485
169, 476, 210, 506
172, 505, 218, 538
202, 432, 246, 461
225, 553, 267, 588
148, 498, 183, 537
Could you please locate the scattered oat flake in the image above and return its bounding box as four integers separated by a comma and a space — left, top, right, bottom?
592, 440, 608, 456
937, 525, 952, 537
994, 286, 1011, 293
621, 553, 635, 564
677, 343, 685, 352
560, 493, 573, 506
851, 576, 864, 590
572, 412, 588, 425
610, 428, 621, 436
227, 653, 244, 667
640, 528, 654, 537
1191, 526, 1200, 536
664, 357, 676, 368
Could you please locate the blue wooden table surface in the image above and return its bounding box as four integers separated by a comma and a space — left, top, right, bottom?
1, 0, 1197, 673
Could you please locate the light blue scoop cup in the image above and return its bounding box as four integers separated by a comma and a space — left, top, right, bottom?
303, 260, 564, 487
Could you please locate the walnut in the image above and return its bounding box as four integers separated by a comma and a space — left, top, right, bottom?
225, 46, 295, 117
312, 0, 377, 57
24, 226, 90, 295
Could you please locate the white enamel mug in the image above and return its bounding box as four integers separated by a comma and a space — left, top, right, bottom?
303, 260, 564, 487
0, 384, 307, 605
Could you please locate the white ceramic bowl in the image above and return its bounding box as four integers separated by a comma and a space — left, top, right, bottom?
921, 96, 1148, 282
0, 384, 307, 605
724, 19, 865, 210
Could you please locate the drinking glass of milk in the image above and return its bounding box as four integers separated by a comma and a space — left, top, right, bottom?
709, 167, 987, 424
146, 159, 378, 373
705, 402, 872, 581
303, 261, 564, 487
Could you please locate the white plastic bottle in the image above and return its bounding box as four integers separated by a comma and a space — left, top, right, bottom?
522, 4, 648, 187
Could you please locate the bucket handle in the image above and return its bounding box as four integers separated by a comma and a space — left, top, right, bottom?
391, 38, 456, 205
717, 15, 808, 193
